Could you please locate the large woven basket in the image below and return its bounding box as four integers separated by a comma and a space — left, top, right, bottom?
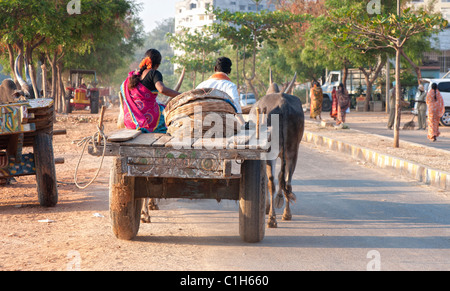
163, 88, 240, 139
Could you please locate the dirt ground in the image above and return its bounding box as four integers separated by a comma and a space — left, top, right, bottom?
0, 106, 448, 270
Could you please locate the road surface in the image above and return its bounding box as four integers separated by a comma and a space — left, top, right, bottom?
1, 142, 450, 271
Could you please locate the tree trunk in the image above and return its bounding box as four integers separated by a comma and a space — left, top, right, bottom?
47, 51, 58, 99
360, 69, 371, 112
393, 47, 402, 148
7, 44, 16, 84
57, 62, 65, 113
342, 65, 349, 87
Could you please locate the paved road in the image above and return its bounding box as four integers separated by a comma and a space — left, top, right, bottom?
2, 143, 450, 272
138, 142, 450, 271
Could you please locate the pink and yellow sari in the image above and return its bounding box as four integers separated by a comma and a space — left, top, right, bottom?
120, 72, 167, 133
426, 89, 445, 141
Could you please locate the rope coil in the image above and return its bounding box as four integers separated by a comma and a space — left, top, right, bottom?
74, 125, 107, 189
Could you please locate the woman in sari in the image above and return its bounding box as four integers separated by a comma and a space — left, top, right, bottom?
121, 49, 180, 133
330, 86, 338, 120
310, 82, 323, 120
336, 83, 350, 126
426, 83, 445, 142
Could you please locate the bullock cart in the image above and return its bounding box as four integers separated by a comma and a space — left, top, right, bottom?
0, 99, 58, 207
88, 123, 275, 243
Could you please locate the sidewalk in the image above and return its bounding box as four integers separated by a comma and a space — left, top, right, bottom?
345, 111, 450, 153
303, 110, 450, 191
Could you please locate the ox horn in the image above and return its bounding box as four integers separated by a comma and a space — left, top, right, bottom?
283, 72, 297, 94
24, 57, 32, 84
269, 68, 273, 85
173, 67, 185, 92
14, 55, 28, 91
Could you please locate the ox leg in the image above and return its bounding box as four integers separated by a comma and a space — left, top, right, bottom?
148, 198, 159, 210
141, 198, 151, 223
282, 151, 298, 221
266, 160, 277, 228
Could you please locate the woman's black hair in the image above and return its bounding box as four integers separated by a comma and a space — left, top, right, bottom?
215, 57, 232, 74
432, 83, 438, 101
128, 49, 162, 90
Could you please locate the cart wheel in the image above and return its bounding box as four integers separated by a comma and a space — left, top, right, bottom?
109, 157, 142, 240
239, 160, 266, 243
34, 131, 58, 207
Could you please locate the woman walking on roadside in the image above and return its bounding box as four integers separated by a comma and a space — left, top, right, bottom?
336, 83, 350, 126
310, 81, 323, 120
426, 83, 445, 142
330, 87, 338, 120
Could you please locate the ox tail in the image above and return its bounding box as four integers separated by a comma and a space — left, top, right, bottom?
274, 111, 286, 208
274, 110, 296, 209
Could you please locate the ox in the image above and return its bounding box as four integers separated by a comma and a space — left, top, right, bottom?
116, 69, 185, 223
0, 55, 35, 104
250, 72, 305, 228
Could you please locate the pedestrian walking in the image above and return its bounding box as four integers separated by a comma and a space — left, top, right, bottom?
310, 81, 323, 120
416, 84, 427, 130
336, 83, 350, 127
330, 87, 338, 120
426, 83, 445, 142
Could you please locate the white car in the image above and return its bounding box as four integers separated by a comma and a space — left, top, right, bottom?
415, 78, 450, 126
240, 93, 256, 107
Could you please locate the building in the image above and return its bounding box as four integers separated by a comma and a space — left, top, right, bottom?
410, 0, 450, 77
175, 0, 276, 32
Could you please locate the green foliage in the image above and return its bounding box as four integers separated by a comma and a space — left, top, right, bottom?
0, 0, 144, 85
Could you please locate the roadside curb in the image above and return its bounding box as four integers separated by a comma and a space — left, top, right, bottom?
303, 130, 450, 191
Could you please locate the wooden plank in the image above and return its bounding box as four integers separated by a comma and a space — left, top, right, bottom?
192, 137, 228, 149
165, 136, 197, 149
128, 156, 224, 172
152, 134, 173, 147
119, 133, 164, 147
134, 177, 240, 200
107, 129, 141, 142
119, 146, 264, 160
128, 164, 229, 179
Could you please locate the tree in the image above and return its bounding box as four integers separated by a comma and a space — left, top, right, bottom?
0, 0, 143, 111
210, 6, 305, 98
167, 26, 224, 89
330, 3, 448, 147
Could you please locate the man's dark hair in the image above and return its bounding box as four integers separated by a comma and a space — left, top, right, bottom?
215, 57, 232, 74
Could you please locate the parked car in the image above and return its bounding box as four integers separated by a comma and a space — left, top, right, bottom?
414, 78, 450, 126
240, 93, 256, 107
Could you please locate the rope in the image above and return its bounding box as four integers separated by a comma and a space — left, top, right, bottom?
74, 125, 107, 189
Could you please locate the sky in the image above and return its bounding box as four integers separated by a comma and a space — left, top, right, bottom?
137, 0, 180, 33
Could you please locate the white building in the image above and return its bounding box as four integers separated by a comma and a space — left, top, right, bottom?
175, 0, 276, 32
410, 0, 450, 77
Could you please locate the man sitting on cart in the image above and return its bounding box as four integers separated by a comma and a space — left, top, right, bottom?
196, 57, 244, 125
